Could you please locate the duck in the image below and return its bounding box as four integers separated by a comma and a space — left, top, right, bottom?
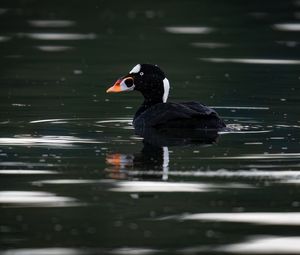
106, 64, 226, 130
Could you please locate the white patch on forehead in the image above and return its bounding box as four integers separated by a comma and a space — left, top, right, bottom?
162, 78, 170, 103
129, 64, 141, 74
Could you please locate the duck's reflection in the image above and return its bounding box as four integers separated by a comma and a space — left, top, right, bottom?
106, 127, 219, 180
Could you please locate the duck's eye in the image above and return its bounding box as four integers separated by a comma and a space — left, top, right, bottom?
125, 78, 134, 87
140, 72, 144, 76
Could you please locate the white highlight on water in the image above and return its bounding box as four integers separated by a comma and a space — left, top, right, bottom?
211, 106, 269, 110
0, 36, 10, 42
0, 248, 84, 255
172, 212, 300, 226
28, 20, 75, 27
200, 57, 300, 65
19, 33, 96, 40
273, 23, 300, 31
36, 46, 74, 52
109, 181, 216, 192
0, 136, 103, 147
219, 236, 300, 254
165, 26, 214, 34
0, 191, 76, 206
0, 170, 57, 175
191, 42, 229, 48
117, 169, 300, 180
162, 147, 169, 180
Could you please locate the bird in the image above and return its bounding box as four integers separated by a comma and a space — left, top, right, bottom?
106, 64, 226, 130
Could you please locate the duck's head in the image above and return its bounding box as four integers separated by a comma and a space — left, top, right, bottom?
106, 64, 170, 103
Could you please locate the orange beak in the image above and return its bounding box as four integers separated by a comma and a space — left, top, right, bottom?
106, 79, 122, 93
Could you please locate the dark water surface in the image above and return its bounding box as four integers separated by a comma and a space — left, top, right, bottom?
1, 0, 300, 254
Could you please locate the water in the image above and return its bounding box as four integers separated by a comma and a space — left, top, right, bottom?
1, 0, 300, 254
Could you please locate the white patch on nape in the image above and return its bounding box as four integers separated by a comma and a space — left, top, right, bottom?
162, 78, 170, 103
129, 64, 141, 74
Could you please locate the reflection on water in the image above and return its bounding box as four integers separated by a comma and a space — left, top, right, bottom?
28, 20, 75, 28
161, 212, 300, 225
273, 23, 300, 31
110, 181, 218, 193
200, 58, 300, 65
0, 247, 160, 255
165, 26, 214, 34
106, 125, 219, 180
32, 178, 251, 193
19, 33, 96, 40
36, 46, 74, 52
191, 42, 230, 49
104, 169, 300, 181
0, 170, 57, 175
0, 248, 84, 255
0, 36, 10, 42
219, 236, 300, 254
0, 191, 77, 207
0, 135, 103, 147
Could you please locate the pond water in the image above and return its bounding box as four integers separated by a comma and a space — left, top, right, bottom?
1, 0, 300, 254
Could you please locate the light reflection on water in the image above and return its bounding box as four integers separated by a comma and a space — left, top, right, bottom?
31, 179, 251, 192
219, 236, 300, 254
0, 191, 77, 207
0, 170, 57, 175
0, 135, 104, 147
0, 36, 10, 42
160, 212, 300, 225
28, 20, 76, 28
35, 46, 74, 52
164, 26, 214, 34
0, 247, 160, 255
273, 23, 300, 31
199, 153, 300, 160
18, 33, 97, 40
191, 42, 230, 49
104, 169, 300, 180
200, 58, 300, 65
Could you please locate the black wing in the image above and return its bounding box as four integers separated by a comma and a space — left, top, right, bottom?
133, 102, 225, 129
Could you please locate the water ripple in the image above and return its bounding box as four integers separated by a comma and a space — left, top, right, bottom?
200, 57, 300, 64
219, 236, 300, 254
108, 169, 300, 180
0, 191, 77, 207
0, 36, 10, 42
0, 135, 104, 147
165, 26, 214, 34
0, 170, 57, 175
36, 45, 74, 52
18, 33, 96, 40
32, 179, 251, 192
273, 23, 300, 31
0, 247, 160, 255
28, 20, 75, 27
0, 248, 82, 255
202, 153, 300, 160
161, 212, 300, 226
191, 42, 230, 48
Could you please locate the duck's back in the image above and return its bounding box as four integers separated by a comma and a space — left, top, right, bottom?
133, 102, 226, 130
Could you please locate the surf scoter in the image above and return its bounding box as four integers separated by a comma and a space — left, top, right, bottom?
106, 64, 226, 130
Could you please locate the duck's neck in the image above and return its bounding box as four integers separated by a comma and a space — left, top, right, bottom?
134, 98, 163, 120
